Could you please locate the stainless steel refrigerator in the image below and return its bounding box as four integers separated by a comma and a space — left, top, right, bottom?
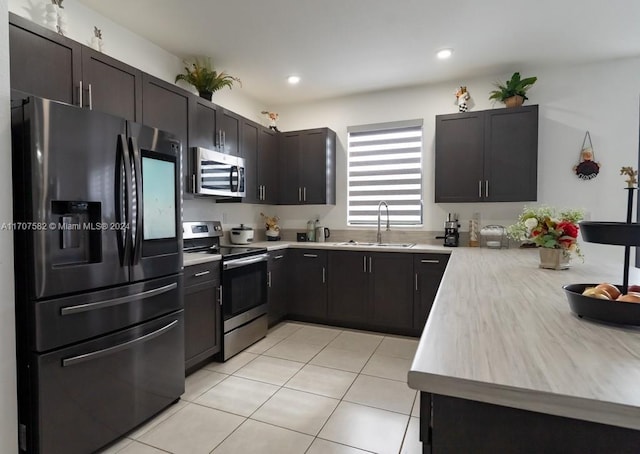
11, 94, 184, 454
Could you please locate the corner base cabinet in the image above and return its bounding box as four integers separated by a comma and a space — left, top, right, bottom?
435, 105, 538, 203
184, 261, 221, 372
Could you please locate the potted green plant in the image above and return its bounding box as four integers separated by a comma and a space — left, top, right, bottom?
175, 58, 241, 101
489, 72, 537, 108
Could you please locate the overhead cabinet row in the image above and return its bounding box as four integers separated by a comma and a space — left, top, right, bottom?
435, 105, 538, 203
9, 12, 336, 206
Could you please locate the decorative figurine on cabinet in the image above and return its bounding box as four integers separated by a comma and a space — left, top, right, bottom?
261, 111, 280, 132
455, 86, 471, 112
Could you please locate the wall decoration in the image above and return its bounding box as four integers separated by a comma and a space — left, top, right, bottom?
45, 0, 67, 35
455, 86, 471, 112
261, 111, 280, 131
489, 72, 537, 108
175, 58, 242, 101
91, 26, 104, 52
573, 131, 600, 180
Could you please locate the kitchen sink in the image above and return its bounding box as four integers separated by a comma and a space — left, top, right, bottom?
338, 241, 415, 248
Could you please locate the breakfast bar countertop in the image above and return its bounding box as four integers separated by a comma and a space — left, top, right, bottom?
407, 247, 640, 431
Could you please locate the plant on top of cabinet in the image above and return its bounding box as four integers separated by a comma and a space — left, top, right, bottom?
489, 72, 537, 108
175, 57, 241, 101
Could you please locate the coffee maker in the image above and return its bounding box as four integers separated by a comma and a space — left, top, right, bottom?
437, 213, 460, 247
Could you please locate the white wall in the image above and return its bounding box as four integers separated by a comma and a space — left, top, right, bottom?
265, 58, 640, 234
0, 0, 18, 451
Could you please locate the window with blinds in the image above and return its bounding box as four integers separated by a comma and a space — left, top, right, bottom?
347, 120, 423, 226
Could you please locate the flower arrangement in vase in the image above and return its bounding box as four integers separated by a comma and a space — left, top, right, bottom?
507, 206, 584, 269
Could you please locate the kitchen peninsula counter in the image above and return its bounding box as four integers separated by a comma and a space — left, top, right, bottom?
407, 247, 640, 433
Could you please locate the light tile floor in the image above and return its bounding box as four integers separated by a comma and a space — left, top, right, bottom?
99, 321, 422, 454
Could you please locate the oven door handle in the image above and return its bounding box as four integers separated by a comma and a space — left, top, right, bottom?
60, 283, 178, 315
223, 253, 268, 270
61, 319, 179, 367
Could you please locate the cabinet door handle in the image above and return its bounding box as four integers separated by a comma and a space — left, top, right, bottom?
298, 187, 302, 202
478, 180, 482, 198
322, 266, 326, 283
363, 255, 367, 273
368, 256, 372, 273
88, 83, 93, 110
218, 286, 223, 306
415, 273, 419, 291
421, 259, 440, 264
303, 187, 307, 201
263, 185, 267, 200
78, 80, 83, 107
485, 180, 489, 198
192, 174, 196, 193
267, 271, 272, 288
194, 270, 210, 277
303, 254, 318, 258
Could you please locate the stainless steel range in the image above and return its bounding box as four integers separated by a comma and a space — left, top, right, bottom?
183, 221, 268, 360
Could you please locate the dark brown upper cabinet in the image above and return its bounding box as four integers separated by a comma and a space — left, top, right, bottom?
435, 105, 538, 202
10, 13, 142, 122
279, 128, 336, 205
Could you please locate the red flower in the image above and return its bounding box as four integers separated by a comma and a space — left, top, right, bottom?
557, 221, 579, 238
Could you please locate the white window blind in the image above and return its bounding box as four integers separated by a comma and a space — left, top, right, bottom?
347, 120, 423, 226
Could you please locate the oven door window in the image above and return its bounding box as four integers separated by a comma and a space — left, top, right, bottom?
223, 261, 267, 319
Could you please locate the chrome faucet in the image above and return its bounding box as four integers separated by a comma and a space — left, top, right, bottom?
376, 201, 390, 244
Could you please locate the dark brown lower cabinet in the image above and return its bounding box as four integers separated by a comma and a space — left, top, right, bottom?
267, 251, 288, 327
288, 249, 327, 320
413, 254, 449, 332
184, 261, 221, 373
421, 393, 640, 453
327, 251, 425, 334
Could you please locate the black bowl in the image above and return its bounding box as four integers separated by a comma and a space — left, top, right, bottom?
579, 221, 640, 246
563, 283, 640, 326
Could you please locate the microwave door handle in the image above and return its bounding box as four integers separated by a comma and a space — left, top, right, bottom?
128, 137, 144, 265
117, 135, 133, 265
229, 165, 238, 193
238, 166, 245, 194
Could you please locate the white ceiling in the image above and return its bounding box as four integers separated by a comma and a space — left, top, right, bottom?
77, 0, 640, 106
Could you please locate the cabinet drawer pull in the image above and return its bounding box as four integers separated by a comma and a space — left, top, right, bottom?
421, 259, 440, 264
194, 270, 210, 277
303, 254, 318, 258
274, 255, 284, 260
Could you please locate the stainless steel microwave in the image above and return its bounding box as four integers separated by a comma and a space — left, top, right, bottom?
192, 147, 246, 197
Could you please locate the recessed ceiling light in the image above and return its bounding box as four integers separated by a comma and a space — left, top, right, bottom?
437, 49, 453, 59
287, 75, 301, 85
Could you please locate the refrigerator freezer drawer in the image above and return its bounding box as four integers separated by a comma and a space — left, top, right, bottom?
31, 310, 185, 454
33, 274, 183, 352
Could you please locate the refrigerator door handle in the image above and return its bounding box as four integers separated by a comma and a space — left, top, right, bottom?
61, 319, 179, 367
128, 137, 144, 265
60, 282, 178, 316
117, 135, 133, 266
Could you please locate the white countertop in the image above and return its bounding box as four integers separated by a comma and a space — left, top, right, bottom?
407, 247, 640, 430
246, 240, 453, 254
